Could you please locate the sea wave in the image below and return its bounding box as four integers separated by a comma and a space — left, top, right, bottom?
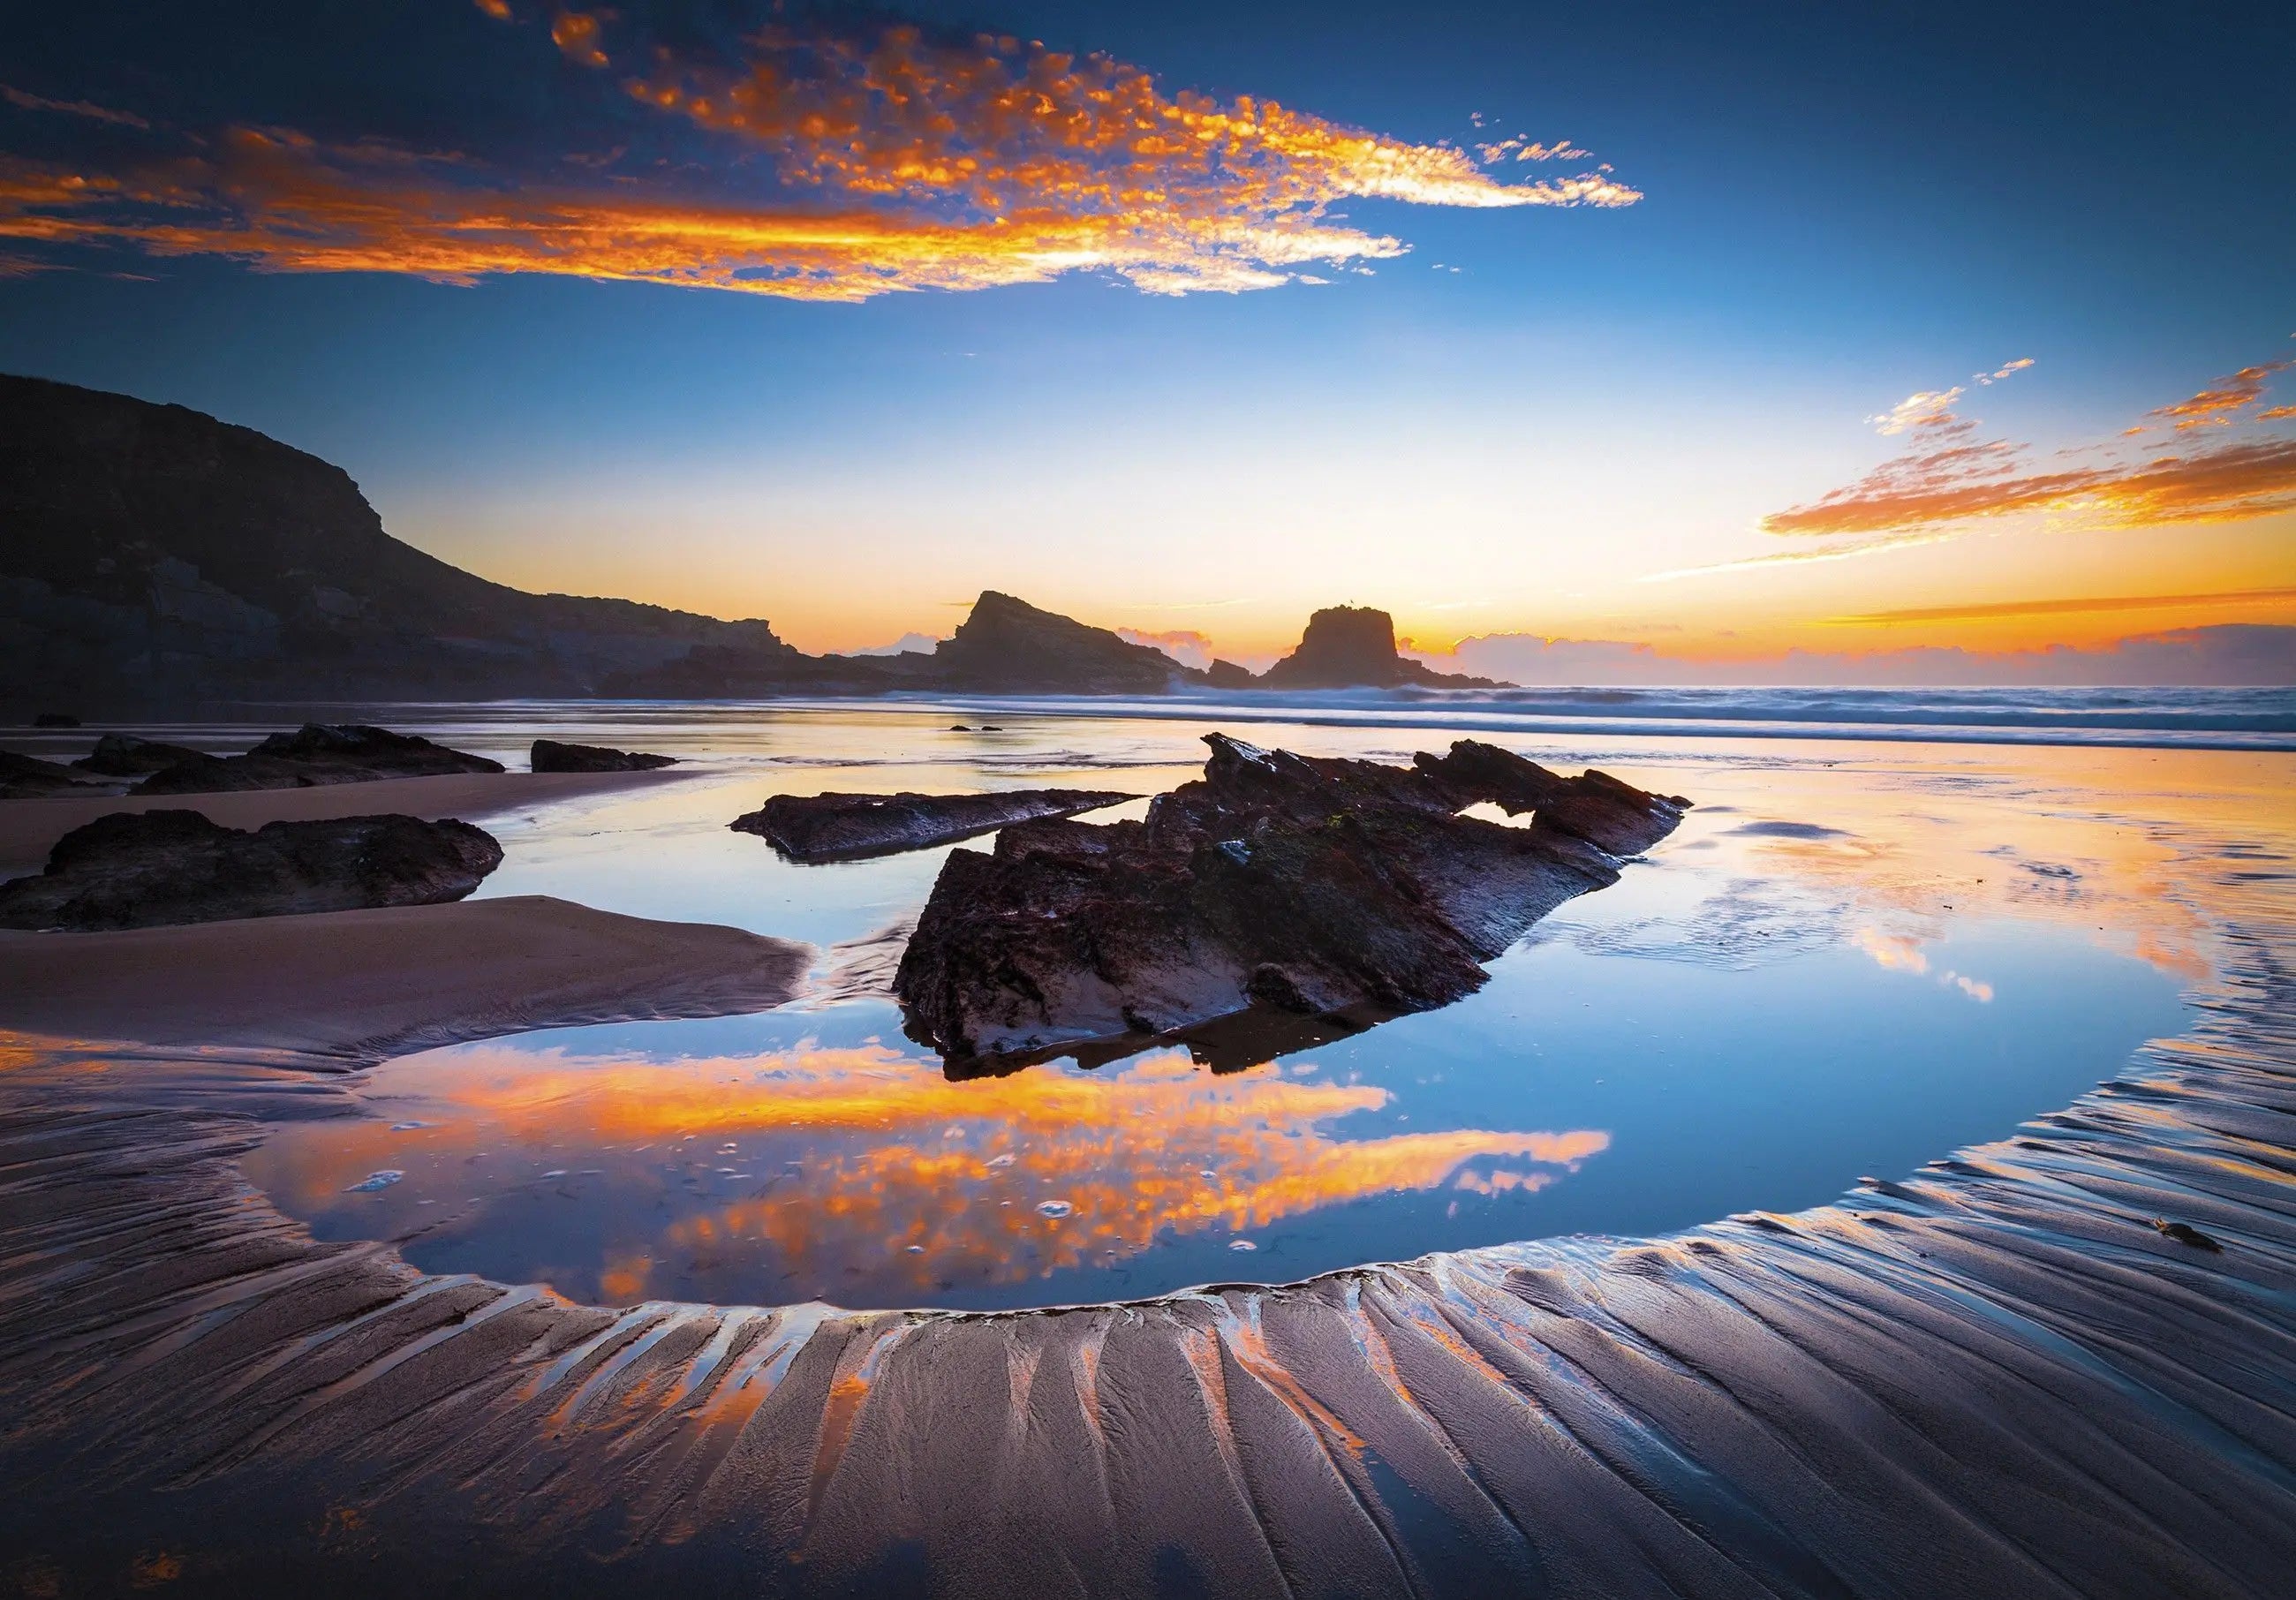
896, 683, 2296, 751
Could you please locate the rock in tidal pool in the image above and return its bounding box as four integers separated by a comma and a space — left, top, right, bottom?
135, 723, 503, 795
529, 738, 678, 773
731, 788, 1136, 864
0, 809, 503, 931
893, 734, 1688, 1062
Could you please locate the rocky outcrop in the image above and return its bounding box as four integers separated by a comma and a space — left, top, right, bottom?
136, 724, 504, 795
72, 733, 207, 777
925, 592, 1203, 694
530, 738, 677, 773
0, 751, 120, 799
1258, 606, 1507, 690
894, 734, 1685, 1060
0, 810, 503, 931
733, 788, 1135, 863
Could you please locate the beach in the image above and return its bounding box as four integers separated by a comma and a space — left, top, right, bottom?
0, 702, 2290, 1594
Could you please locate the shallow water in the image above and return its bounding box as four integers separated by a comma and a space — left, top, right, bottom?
223, 705, 2246, 1311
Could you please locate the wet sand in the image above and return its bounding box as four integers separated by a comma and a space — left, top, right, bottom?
0, 741, 2291, 1596
0, 767, 691, 872
0, 894, 809, 1062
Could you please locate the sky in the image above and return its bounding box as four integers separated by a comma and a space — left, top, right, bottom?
1, 0, 2292, 677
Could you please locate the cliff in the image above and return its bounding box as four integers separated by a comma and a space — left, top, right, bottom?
0, 374, 805, 706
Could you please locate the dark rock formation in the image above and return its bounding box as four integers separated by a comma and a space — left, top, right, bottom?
31, 713, 79, 728
72, 733, 208, 777
733, 788, 1136, 864
530, 738, 677, 773
1203, 659, 1258, 690
0, 751, 118, 799
1258, 606, 1507, 691
895, 734, 1686, 1061
924, 592, 1203, 694
136, 724, 504, 795
0, 375, 804, 706
0, 810, 503, 931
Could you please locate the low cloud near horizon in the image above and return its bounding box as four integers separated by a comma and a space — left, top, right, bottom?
1415, 623, 2295, 687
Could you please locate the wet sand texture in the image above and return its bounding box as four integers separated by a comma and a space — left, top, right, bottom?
0, 827, 2288, 1594
0, 894, 808, 1062
0, 767, 691, 872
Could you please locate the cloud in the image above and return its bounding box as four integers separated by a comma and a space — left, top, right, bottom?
1763, 435, 2296, 539
0, 8, 1640, 301
1868, 387, 1967, 435
1761, 351, 2296, 542
1117, 627, 1217, 669
1432, 623, 2295, 686
1975, 356, 2033, 385
1822, 585, 2296, 626
2149, 360, 2292, 430
0, 85, 149, 129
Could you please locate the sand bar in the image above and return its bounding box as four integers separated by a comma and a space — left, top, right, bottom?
0, 894, 807, 1061
0, 767, 691, 872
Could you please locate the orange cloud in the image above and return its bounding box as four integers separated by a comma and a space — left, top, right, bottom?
1822, 585, 2296, 625
0, 13, 1639, 301
1762, 352, 2296, 542
2149, 360, 2291, 431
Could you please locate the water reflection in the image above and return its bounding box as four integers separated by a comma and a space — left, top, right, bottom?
246, 1038, 1607, 1309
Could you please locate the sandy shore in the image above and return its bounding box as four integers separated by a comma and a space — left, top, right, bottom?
0, 894, 807, 1061
0, 767, 691, 872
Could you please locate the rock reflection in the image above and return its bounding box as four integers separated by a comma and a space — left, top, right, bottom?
247, 1039, 1607, 1308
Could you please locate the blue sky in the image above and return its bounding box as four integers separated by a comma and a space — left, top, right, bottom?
0, 0, 2289, 660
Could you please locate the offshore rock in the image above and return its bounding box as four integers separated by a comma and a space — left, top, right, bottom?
734, 788, 1136, 864
530, 738, 677, 773
895, 734, 1687, 1060
0, 809, 503, 931
136, 723, 504, 794
72, 732, 208, 776
1257, 605, 1507, 691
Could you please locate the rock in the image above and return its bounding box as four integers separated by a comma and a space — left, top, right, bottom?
136, 723, 504, 794
0, 809, 503, 931
529, 738, 677, 773
0, 750, 117, 799
1258, 606, 1507, 690
1203, 660, 1258, 689
2152, 1218, 2224, 1251
894, 734, 1688, 1061
733, 788, 1137, 864
72, 733, 208, 776
925, 592, 1198, 693
31, 713, 79, 728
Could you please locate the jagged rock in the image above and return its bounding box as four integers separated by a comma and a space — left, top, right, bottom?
733, 788, 1136, 864
894, 734, 1687, 1061
136, 723, 504, 794
530, 738, 677, 773
1258, 605, 1507, 690
1203, 659, 1258, 689
0, 809, 503, 931
72, 733, 208, 776
0, 750, 118, 799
